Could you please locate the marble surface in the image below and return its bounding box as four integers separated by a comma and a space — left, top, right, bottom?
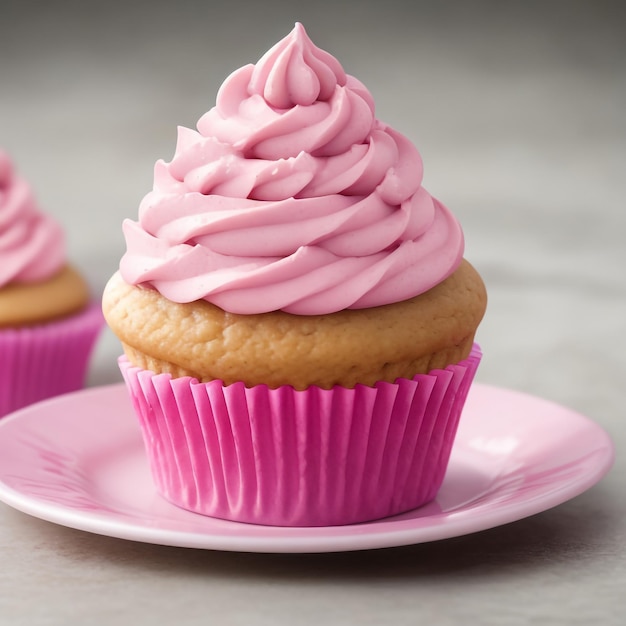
1, 1, 624, 624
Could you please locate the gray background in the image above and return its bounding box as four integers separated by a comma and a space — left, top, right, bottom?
1, 0, 625, 624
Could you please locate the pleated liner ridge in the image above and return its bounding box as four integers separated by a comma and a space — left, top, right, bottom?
119, 344, 481, 527
0, 303, 104, 418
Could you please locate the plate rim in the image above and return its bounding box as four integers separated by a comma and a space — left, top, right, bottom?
0, 382, 615, 553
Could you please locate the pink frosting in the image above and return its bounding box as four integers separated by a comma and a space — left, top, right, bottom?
120, 23, 464, 314
0, 150, 65, 287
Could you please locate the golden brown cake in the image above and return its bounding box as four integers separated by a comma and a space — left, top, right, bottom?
0, 265, 89, 328
103, 259, 485, 390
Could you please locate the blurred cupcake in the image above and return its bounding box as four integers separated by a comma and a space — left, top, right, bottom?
0, 149, 103, 417
103, 24, 487, 526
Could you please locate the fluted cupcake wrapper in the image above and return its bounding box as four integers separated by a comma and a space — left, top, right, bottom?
119, 344, 481, 527
0, 303, 104, 418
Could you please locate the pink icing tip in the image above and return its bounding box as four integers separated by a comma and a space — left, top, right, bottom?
119, 24, 465, 315
249, 22, 347, 108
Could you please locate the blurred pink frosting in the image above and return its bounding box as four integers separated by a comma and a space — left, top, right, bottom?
0, 150, 65, 287
120, 23, 464, 314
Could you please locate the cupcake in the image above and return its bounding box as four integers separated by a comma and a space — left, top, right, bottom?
102, 23, 487, 526
0, 149, 104, 417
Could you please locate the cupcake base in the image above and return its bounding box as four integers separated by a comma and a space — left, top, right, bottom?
0, 302, 104, 418
120, 344, 482, 527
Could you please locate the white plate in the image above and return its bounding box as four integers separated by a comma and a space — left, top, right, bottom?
0, 383, 614, 553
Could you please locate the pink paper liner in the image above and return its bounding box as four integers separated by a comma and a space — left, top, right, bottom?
120, 344, 482, 527
0, 302, 104, 417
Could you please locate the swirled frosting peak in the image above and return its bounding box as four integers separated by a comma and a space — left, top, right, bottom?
120, 23, 464, 315
248, 21, 346, 109
0, 150, 65, 287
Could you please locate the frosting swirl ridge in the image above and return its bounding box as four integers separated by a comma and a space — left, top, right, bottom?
0, 150, 65, 287
120, 23, 464, 314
